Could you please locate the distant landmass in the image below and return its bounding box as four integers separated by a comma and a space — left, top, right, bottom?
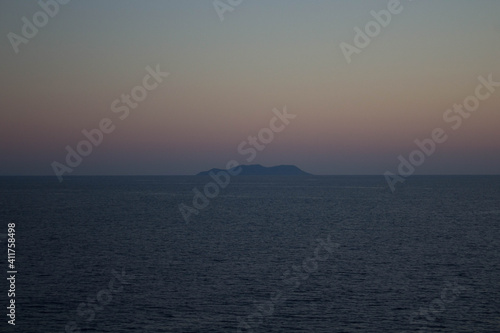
197, 164, 311, 176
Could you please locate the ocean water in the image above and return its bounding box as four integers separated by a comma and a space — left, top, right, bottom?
0, 176, 499, 332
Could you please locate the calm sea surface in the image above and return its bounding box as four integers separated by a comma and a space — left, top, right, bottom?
0, 176, 499, 332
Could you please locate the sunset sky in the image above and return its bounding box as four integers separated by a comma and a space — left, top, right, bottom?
1, 0, 499, 176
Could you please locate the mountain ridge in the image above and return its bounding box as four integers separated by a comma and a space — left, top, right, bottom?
197, 164, 311, 176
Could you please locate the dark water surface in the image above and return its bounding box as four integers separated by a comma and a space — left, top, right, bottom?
0, 176, 499, 332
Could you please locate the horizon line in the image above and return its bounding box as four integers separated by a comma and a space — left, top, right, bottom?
1, 174, 500, 177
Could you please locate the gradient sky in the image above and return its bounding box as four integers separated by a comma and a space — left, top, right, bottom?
1, 0, 499, 176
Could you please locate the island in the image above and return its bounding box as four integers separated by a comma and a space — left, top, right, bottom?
197, 164, 311, 176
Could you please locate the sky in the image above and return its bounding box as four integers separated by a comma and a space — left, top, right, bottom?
0, 0, 499, 176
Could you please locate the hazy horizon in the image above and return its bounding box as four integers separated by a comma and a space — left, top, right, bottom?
1, 2, 500, 331
1, 0, 499, 177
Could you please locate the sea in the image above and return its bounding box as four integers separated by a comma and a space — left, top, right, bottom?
0, 175, 499, 332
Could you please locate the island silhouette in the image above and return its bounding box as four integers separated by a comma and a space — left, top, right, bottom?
197, 164, 311, 176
